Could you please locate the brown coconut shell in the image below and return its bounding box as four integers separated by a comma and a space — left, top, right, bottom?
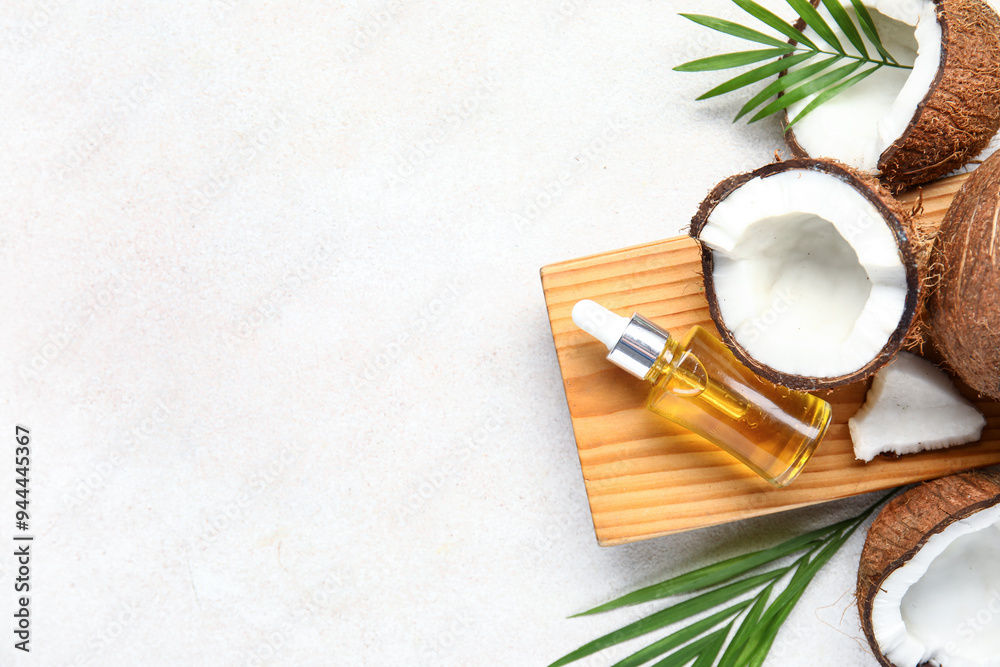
784, 0, 1000, 192
928, 149, 1000, 399
689, 157, 929, 391
857, 469, 1000, 667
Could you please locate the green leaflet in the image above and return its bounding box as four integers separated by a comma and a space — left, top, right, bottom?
674, 48, 796, 72
680, 14, 797, 49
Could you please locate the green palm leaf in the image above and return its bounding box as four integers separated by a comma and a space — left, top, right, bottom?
675, 47, 795, 72
675, 0, 911, 124
549, 492, 897, 667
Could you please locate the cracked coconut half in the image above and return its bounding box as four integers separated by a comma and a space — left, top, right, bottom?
858, 470, 1000, 667
849, 352, 986, 461
690, 158, 927, 390
785, 0, 1000, 190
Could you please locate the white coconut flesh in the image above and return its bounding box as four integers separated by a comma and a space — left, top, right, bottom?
849, 352, 986, 462
871, 502, 1000, 667
698, 169, 908, 379
787, 0, 941, 172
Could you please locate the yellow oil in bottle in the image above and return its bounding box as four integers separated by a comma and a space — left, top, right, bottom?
645, 326, 831, 487
571, 300, 832, 487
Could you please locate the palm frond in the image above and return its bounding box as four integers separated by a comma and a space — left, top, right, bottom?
675, 0, 911, 124
547, 491, 896, 667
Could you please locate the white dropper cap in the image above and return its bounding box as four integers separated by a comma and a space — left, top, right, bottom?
572, 300, 629, 351
572, 299, 672, 380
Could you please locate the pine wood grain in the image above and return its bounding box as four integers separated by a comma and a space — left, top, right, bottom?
541, 172, 1000, 546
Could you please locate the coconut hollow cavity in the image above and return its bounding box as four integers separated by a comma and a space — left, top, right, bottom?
785, 0, 1000, 191
690, 159, 924, 390
858, 470, 1000, 667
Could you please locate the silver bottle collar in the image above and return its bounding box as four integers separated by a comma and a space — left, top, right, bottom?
607, 314, 672, 380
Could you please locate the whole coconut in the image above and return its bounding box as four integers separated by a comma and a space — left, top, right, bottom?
929, 149, 1000, 399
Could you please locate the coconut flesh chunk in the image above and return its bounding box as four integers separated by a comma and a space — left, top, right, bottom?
849, 352, 986, 461
786, 0, 941, 174
697, 167, 909, 381
870, 501, 1000, 666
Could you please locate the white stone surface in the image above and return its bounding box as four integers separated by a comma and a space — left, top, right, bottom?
1, 1, 954, 665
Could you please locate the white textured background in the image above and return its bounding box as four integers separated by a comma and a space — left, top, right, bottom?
0, 1, 960, 665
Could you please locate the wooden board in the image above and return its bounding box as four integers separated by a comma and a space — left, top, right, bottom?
541, 172, 1000, 546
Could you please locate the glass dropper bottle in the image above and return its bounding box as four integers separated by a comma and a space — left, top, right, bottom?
572, 300, 831, 487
